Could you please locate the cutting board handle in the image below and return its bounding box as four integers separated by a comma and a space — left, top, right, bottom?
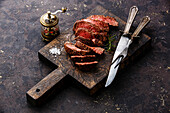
26, 68, 67, 106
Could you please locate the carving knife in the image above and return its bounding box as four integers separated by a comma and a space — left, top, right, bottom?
105, 6, 138, 87
105, 14, 150, 87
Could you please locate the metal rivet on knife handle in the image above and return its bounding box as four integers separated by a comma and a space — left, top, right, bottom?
131, 16, 151, 39
124, 6, 138, 34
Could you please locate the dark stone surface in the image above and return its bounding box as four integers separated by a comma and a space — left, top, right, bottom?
0, 0, 169, 113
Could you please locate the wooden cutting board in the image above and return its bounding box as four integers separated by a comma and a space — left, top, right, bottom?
26, 5, 151, 106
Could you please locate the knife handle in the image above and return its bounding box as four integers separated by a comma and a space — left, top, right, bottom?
131, 16, 150, 38
124, 6, 138, 34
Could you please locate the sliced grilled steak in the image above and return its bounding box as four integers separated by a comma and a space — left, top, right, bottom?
90, 46, 105, 55
81, 19, 109, 32
87, 15, 118, 26
75, 28, 107, 42
75, 28, 93, 39
75, 61, 98, 65
75, 41, 105, 55
75, 61, 98, 71
73, 20, 108, 36
75, 36, 103, 46
73, 20, 100, 32
64, 42, 90, 55
91, 38, 104, 46
71, 55, 96, 62
75, 40, 90, 51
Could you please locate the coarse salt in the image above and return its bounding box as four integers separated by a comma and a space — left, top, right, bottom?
49, 47, 61, 55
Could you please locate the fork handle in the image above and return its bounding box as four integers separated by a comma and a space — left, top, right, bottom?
124, 6, 138, 34
131, 16, 150, 38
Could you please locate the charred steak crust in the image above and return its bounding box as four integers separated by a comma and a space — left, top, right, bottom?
75, 28, 107, 42
75, 41, 91, 51
75, 41, 105, 55
81, 19, 109, 32
87, 15, 118, 26
75, 28, 93, 39
91, 39, 104, 46
73, 20, 108, 36
73, 20, 101, 32
64, 42, 90, 55
75, 36, 103, 47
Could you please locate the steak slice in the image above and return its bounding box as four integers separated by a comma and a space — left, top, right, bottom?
75, 28, 107, 42
64, 42, 90, 55
75, 61, 98, 65
91, 38, 104, 46
71, 55, 96, 62
87, 15, 118, 26
75, 36, 103, 46
73, 20, 108, 36
75, 41, 105, 55
75, 61, 98, 71
90, 46, 105, 55
75, 28, 93, 39
81, 19, 109, 32
73, 20, 100, 32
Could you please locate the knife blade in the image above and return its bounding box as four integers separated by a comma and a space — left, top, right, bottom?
105, 6, 138, 87
116, 16, 151, 66
105, 15, 150, 87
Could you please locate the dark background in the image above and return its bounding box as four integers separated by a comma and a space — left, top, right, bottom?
0, 0, 169, 113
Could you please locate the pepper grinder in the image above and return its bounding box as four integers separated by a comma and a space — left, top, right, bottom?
40, 7, 67, 41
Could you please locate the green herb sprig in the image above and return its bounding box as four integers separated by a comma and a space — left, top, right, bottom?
107, 34, 117, 52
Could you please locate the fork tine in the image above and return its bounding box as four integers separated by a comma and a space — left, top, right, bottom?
114, 56, 124, 68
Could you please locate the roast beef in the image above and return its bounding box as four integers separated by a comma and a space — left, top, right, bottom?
75, 41, 105, 55
64, 42, 90, 55
91, 38, 104, 46
73, 20, 108, 36
81, 19, 109, 32
87, 15, 118, 26
75, 61, 98, 70
75, 28, 107, 42
64, 15, 120, 71
71, 55, 96, 62
75, 36, 103, 46
73, 20, 100, 32
75, 28, 93, 39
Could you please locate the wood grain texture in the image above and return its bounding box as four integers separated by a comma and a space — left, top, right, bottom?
26, 5, 151, 106
26, 67, 67, 106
